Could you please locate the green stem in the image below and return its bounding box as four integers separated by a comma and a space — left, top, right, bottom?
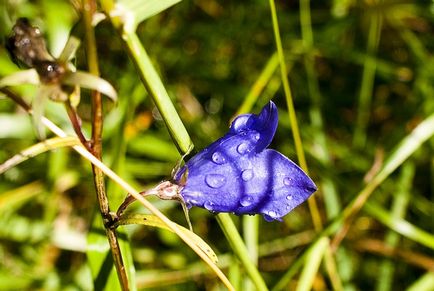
376, 162, 414, 291
217, 214, 268, 291
273, 112, 434, 290
242, 215, 259, 290
353, 3, 383, 148
268, 0, 322, 231
122, 32, 193, 154
100, 2, 268, 288
299, 0, 342, 289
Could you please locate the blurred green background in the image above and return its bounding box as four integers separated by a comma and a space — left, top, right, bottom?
0, 0, 433, 290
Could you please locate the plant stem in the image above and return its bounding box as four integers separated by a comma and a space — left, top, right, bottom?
299, 0, 342, 289
83, 0, 129, 289
268, 0, 322, 231
353, 2, 383, 148
217, 214, 268, 291
122, 32, 193, 154
64, 102, 91, 150
4, 88, 234, 290
100, 2, 268, 288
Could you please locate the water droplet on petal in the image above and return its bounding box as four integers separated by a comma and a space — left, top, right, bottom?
204, 201, 214, 211
241, 169, 253, 181
237, 143, 249, 155
267, 210, 277, 218
205, 174, 226, 188
283, 177, 292, 186
240, 195, 254, 207
286, 195, 293, 200
254, 132, 260, 140
211, 152, 226, 164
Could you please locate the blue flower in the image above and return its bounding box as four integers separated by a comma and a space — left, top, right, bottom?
174, 101, 317, 221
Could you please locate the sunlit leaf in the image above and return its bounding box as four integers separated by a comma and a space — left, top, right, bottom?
114, 0, 181, 32
116, 213, 218, 264
62, 71, 118, 101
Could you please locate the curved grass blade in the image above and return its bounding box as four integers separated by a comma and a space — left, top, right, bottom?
296, 237, 329, 291
273, 111, 434, 290
0, 136, 79, 174
37, 116, 234, 291
364, 202, 434, 250
116, 213, 218, 263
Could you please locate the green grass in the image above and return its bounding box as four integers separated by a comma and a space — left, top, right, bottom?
0, 0, 433, 290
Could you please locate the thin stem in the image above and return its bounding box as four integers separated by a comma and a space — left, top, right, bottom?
64, 102, 91, 151
353, 2, 383, 148
99, 3, 268, 288
273, 112, 434, 289
268, 0, 322, 231
217, 214, 268, 291
83, 0, 129, 289
4, 90, 234, 291
376, 162, 414, 291
121, 32, 193, 154
299, 0, 342, 289
242, 215, 259, 290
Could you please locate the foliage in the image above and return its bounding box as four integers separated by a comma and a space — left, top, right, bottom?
0, 0, 433, 290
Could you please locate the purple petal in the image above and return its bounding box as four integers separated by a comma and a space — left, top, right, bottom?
229, 101, 278, 152
174, 101, 317, 221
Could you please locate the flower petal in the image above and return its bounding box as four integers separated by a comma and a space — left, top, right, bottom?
174, 101, 317, 221
229, 101, 278, 152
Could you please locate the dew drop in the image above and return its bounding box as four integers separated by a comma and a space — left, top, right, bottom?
267, 210, 277, 218
211, 152, 226, 164
237, 143, 249, 155
205, 174, 226, 188
254, 132, 260, 140
283, 177, 293, 186
286, 195, 293, 201
204, 201, 215, 211
240, 195, 254, 207
241, 169, 254, 181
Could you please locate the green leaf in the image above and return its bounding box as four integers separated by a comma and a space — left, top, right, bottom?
296, 237, 329, 291
115, 0, 181, 32
364, 202, 434, 250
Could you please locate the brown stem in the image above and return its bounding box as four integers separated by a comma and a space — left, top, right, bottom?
82, 0, 129, 289
64, 102, 92, 151
0, 88, 129, 290
0, 88, 32, 111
